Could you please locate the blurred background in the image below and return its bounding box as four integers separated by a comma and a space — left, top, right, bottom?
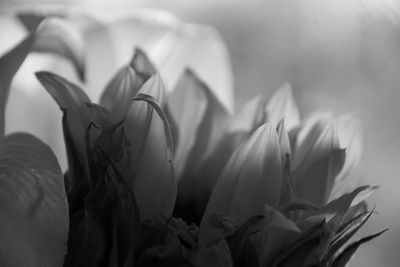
1, 0, 399, 266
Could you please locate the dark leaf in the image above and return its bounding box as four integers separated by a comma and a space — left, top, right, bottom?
0, 133, 68, 267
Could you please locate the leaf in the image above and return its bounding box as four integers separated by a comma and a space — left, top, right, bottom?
0, 133, 68, 267
0, 25, 36, 136
34, 17, 86, 80
124, 93, 176, 221
331, 229, 388, 267
266, 83, 300, 131
199, 123, 282, 245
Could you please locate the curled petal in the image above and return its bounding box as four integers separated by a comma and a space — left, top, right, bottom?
124, 94, 176, 221
0, 133, 68, 267
199, 123, 281, 245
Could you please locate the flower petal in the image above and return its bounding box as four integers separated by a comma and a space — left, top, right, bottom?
35, 71, 103, 192
0, 23, 35, 136
291, 112, 334, 171
68, 9, 234, 112
199, 123, 281, 245
266, 83, 300, 130
293, 123, 345, 206
329, 114, 363, 201
168, 69, 229, 187
169, 70, 229, 223
124, 93, 176, 221
0, 133, 68, 267
33, 17, 85, 80
251, 205, 300, 266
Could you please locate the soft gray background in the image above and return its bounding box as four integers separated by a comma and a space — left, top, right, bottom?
2, 0, 399, 266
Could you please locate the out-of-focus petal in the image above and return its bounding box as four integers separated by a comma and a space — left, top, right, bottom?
329, 114, 363, 201
266, 83, 300, 131
0, 21, 35, 136
199, 123, 281, 245
33, 17, 85, 80
227, 95, 267, 145
124, 92, 176, 221
68, 9, 234, 112
130, 47, 157, 79
0, 133, 68, 267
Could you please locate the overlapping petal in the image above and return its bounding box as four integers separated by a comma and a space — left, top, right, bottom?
125, 85, 176, 220
199, 123, 282, 245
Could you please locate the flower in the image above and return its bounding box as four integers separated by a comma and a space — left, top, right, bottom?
2, 8, 234, 170
0, 9, 385, 267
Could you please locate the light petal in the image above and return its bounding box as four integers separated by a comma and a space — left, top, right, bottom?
0, 22, 35, 136
124, 93, 176, 221
266, 83, 300, 130
291, 112, 333, 171
33, 17, 85, 80
329, 114, 363, 201
0, 133, 68, 267
168, 69, 220, 178
67, 9, 234, 112
199, 123, 281, 245
293, 123, 345, 206
99, 66, 137, 120
169, 70, 229, 223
